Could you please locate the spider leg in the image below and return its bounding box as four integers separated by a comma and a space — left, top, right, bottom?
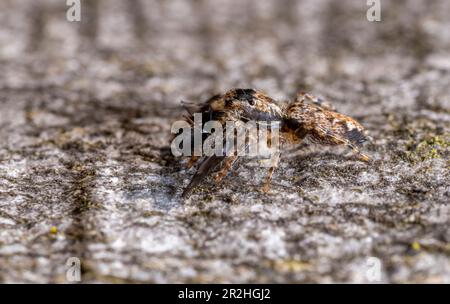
187, 155, 200, 168
214, 155, 238, 184
214, 128, 253, 184
262, 152, 280, 193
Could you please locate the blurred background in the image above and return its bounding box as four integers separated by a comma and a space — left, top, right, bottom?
0, 0, 449, 283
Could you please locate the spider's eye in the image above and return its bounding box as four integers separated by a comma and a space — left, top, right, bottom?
234, 88, 256, 106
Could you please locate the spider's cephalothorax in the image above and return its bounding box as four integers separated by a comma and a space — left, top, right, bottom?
180, 88, 283, 197
179, 90, 370, 197
181, 88, 283, 131
222, 88, 284, 122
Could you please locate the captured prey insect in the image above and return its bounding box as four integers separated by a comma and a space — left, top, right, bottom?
176, 89, 370, 197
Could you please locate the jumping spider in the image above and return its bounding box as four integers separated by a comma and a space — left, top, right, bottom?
179, 88, 370, 198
